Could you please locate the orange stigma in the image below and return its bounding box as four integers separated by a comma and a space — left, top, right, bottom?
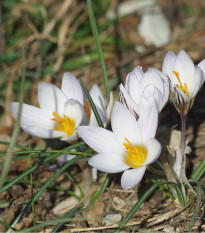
84, 100, 91, 119
173, 71, 189, 97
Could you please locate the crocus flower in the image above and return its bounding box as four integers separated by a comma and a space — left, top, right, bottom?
119, 66, 170, 118
78, 101, 161, 189
10, 73, 90, 142
11, 72, 113, 143
162, 50, 205, 114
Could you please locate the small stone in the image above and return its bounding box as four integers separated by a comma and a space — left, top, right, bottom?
102, 214, 122, 226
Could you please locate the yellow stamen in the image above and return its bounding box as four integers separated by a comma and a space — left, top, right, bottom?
173, 71, 189, 97
123, 138, 147, 168
51, 112, 75, 137
84, 100, 91, 119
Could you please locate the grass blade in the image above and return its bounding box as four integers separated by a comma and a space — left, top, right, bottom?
0, 142, 85, 194
190, 160, 205, 181
188, 179, 202, 233
91, 174, 109, 202
87, 0, 109, 100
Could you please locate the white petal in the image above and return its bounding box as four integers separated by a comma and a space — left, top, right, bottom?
22, 125, 65, 139
38, 82, 67, 119
140, 68, 170, 112
60, 131, 78, 142
121, 166, 146, 190
172, 50, 195, 85
125, 68, 142, 104
132, 66, 144, 79
89, 106, 107, 127
141, 84, 162, 108
158, 73, 170, 111
119, 84, 141, 117
111, 102, 142, 145
141, 68, 164, 93
162, 51, 176, 77
61, 72, 84, 105
192, 66, 204, 98
64, 99, 88, 127
78, 126, 123, 154
198, 59, 205, 79
10, 102, 53, 128
142, 138, 161, 165
89, 84, 107, 115
88, 153, 129, 173
138, 101, 158, 140
106, 91, 114, 125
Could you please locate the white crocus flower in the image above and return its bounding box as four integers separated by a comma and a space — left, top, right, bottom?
162, 50, 205, 114
10, 72, 90, 142
78, 101, 161, 190
119, 66, 170, 118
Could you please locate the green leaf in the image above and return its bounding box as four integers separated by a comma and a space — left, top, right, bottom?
188, 180, 202, 233
190, 160, 205, 181
87, 0, 109, 101
91, 174, 109, 202
0, 142, 86, 194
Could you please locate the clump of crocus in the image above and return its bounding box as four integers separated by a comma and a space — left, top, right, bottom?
78, 101, 161, 190
10, 72, 112, 143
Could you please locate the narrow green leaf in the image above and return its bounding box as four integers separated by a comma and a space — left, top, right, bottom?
151, 178, 175, 202
188, 180, 202, 233
0, 220, 15, 231
0, 149, 93, 157
190, 160, 205, 181
91, 174, 109, 202
0, 142, 85, 194
0, 141, 28, 150
87, 0, 109, 101
80, 79, 104, 128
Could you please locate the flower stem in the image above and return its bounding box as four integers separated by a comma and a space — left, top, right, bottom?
180, 113, 186, 159
180, 113, 197, 196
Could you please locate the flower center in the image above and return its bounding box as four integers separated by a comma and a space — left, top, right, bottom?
123, 138, 147, 168
51, 112, 75, 137
84, 100, 91, 119
173, 71, 189, 97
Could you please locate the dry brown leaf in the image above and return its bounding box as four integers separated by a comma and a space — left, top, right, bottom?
0, 196, 24, 232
